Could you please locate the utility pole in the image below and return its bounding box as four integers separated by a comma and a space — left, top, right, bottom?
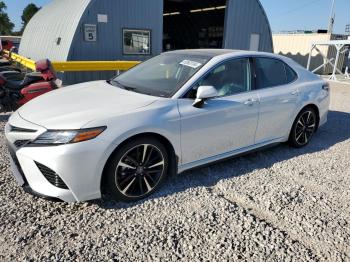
328, 0, 336, 34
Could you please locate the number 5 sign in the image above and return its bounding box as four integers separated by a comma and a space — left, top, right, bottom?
84, 24, 97, 42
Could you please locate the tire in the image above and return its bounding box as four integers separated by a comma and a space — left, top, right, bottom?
289, 107, 318, 148
103, 137, 169, 202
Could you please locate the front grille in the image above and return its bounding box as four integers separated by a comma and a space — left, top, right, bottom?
35, 162, 69, 189
10, 125, 37, 133
14, 140, 30, 148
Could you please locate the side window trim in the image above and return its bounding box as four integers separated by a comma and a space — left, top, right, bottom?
284, 63, 298, 84
250, 57, 257, 91
283, 62, 288, 82
181, 56, 253, 99
254, 56, 298, 90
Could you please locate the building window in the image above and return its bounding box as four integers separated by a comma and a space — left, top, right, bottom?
123, 29, 151, 55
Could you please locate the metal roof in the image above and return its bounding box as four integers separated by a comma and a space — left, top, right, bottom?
224, 0, 273, 52
311, 40, 350, 46
166, 49, 237, 57
19, 0, 91, 61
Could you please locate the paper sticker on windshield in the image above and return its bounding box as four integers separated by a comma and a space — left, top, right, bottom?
180, 60, 202, 69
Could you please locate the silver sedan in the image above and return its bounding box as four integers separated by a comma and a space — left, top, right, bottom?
5, 49, 330, 202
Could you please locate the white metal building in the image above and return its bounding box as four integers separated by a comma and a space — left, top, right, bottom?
273, 33, 348, 74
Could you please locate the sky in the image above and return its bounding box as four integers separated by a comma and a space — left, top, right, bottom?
3, 0, 349, 34
4, 0, 50, 31
260, 0, 348, 34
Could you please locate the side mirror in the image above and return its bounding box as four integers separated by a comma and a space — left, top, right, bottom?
193, 85, 218, 108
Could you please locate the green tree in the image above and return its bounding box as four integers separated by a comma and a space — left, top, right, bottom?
21, 3, 40, 32
0, 1, 14, 35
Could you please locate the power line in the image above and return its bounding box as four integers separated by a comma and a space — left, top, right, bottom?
274, 0, 324, 18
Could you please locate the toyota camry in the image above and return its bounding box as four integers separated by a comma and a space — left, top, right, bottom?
5, 49, 330, 202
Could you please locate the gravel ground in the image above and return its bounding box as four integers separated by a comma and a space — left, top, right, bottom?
0, 82, 349, 261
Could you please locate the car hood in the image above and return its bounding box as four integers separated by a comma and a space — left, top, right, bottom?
18, 80, 157, 129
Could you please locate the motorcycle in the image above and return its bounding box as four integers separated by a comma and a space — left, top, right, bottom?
0, 59, 61, 113
1, 48, 21, 72
0, 59, 12, 67
0, 60, 19, 75
0, 66, 21, 73
0, 63, 22, 73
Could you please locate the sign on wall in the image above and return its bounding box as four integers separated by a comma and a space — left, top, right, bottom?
97, 14, 108, 23
84, 24, 97, 42
249, 33, 260, 51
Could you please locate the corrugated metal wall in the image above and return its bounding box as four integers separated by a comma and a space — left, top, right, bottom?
273, 33, 348, 74
273, 33, 330, 74
224, 0, 273, 52
19, 0, 91, 61
64, 0, 163, 84
20, 0, 273, 85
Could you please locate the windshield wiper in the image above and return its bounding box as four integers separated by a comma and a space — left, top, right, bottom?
107, 79, 125, 89
107, 79, 154, 96
108, 79, 145, 93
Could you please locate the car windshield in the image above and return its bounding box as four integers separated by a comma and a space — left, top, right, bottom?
110, 53, 211, 97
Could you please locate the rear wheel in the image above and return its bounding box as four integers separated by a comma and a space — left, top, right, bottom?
289, 107, 317, 148
104, 137, 169, 202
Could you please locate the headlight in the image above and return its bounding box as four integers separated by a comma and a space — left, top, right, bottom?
32, 127, 106, 145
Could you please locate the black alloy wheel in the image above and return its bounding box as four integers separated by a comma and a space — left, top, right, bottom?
104, 137, 168, 201
289, 107, 317, 148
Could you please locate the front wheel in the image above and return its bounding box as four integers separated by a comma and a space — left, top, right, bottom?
289, 107, 318, 148
103, 137, 169, 202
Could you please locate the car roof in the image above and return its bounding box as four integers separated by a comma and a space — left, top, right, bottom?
164, 49, 278, 59
165, 49, 238, 58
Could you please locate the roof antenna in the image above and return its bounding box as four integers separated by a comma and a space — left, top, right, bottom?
328, 0, 336, 34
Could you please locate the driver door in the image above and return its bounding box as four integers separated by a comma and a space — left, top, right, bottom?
178, 57, 259, 165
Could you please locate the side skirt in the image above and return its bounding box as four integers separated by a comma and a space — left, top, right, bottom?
178, 137, 285, 174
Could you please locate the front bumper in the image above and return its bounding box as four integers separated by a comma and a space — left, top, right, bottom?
7, 148, 62, 201
6, 140, 60, 200
5, 112, 109, 202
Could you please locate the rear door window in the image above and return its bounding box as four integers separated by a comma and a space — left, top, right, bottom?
285, 63, 298, 83
255, 57, 297, 89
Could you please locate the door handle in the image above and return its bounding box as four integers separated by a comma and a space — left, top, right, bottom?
244, 99, 258, 106
291, 90, 299, 96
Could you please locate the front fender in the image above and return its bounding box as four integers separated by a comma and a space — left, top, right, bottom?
86, 100, 182, 188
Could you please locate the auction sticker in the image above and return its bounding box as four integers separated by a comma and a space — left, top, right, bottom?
180, 60, 202, 69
